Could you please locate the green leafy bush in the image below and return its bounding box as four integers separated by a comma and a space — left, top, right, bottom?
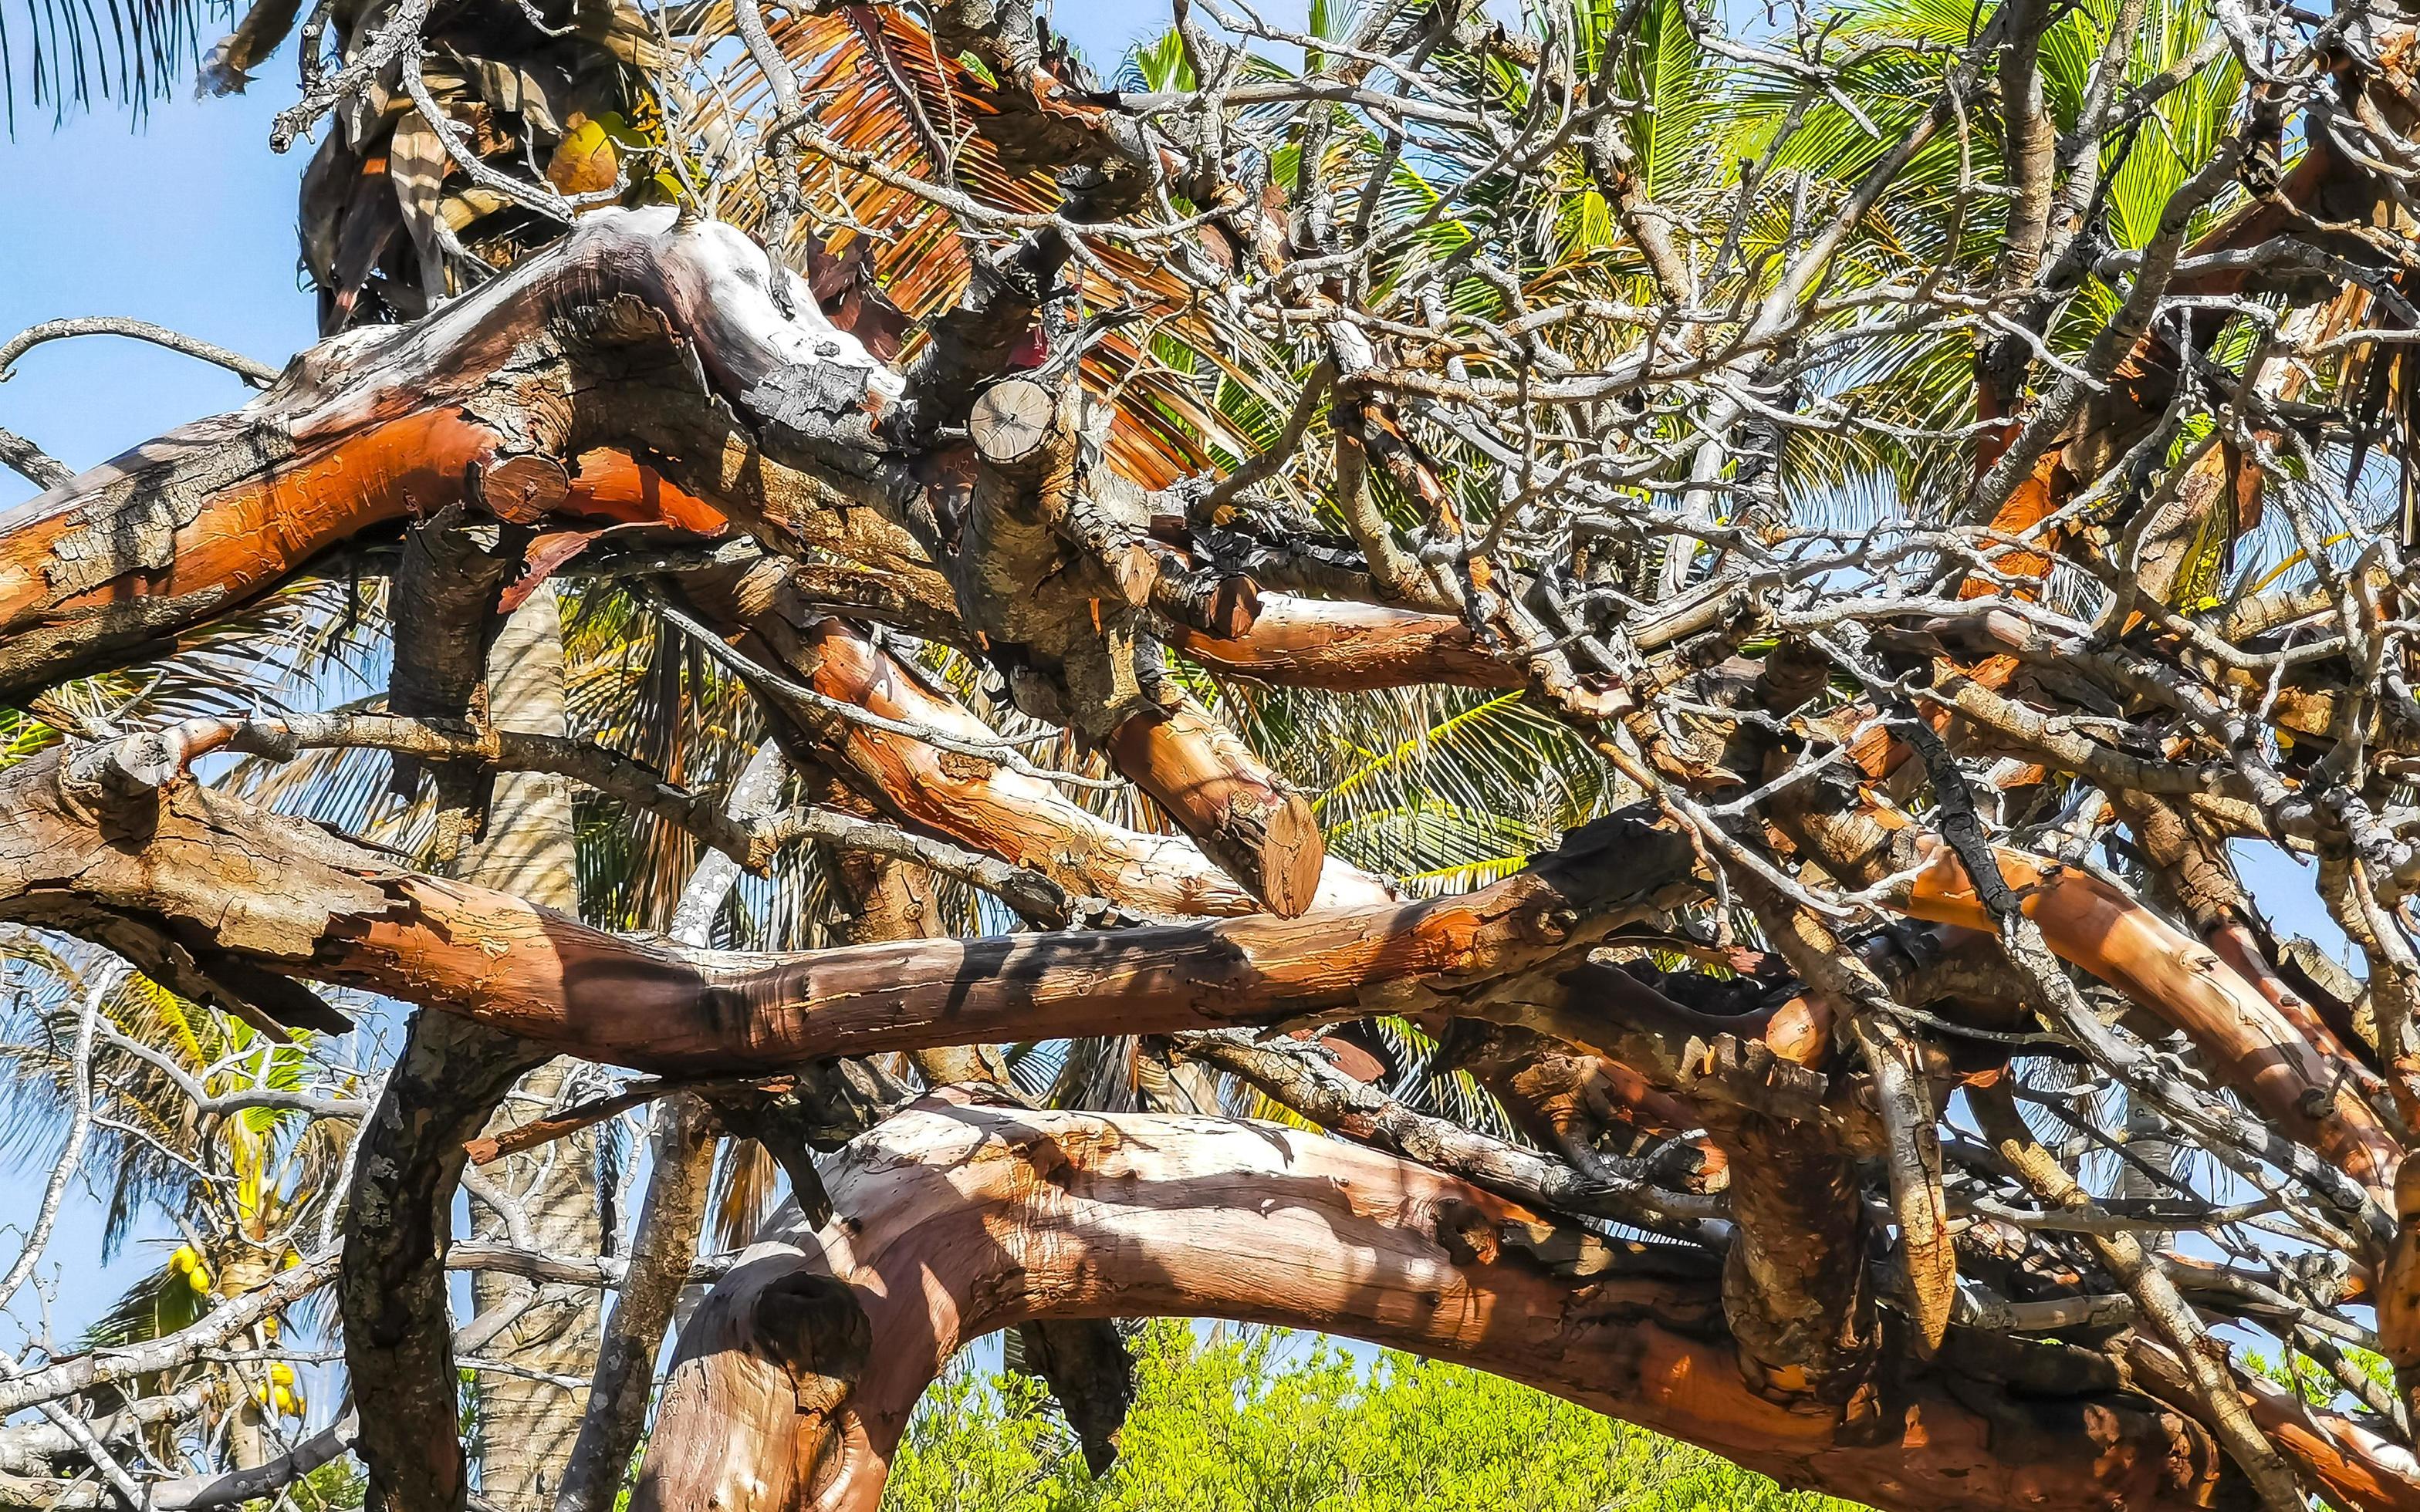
884, 1321, 1867, 1512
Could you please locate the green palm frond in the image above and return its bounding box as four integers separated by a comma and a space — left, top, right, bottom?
83, 1257, 211, 1350
2101, 0, 2243, 251
1, 933, 355, 1258
1, 0, 220, 130
1182, 677, 1608, 890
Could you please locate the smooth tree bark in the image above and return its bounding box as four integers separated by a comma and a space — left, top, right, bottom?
0, 744, 1702, 1072
0, 210, 1341, 921
632, 1099, 2238, 1512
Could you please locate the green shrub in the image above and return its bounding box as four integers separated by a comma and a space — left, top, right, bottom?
884, 1321, 1867, 1512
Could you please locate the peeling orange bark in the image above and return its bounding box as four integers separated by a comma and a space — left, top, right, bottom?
1166, 594, 1523, 691
2243, 1384, 2420, 1512
1960, 450, 2064, 599
2, 409, 465, 633
1105, 693, 1327, 917
2208, 920, 2381, 1087
0, 410, 721, 696
678, 573, 1394, 918
0, 208, 894, 700
1899, 837, 2399, 1193
0, 748, 1691, 1075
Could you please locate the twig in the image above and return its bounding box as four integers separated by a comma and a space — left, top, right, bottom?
0, 424, 72, 490
0, 317, 281, 387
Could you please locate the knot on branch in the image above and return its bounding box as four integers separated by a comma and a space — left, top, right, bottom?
1679, 1034, 1829, 1123
57, 724, 225, 815
750, 1271, 872, 1425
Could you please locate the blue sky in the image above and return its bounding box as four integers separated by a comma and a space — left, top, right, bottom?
0, 75, 315, 1370
1, 84, 314, 473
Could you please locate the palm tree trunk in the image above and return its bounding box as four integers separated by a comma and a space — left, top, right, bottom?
553, 743, 786, 1512
219, 1252, 277, 1470
343, 523, 558, 1512
459, 582, 604, 1512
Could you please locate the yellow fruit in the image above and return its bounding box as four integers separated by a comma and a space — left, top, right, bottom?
170, 1246, 197, 1274
252, 1385, 271, 1406
546, 118, 620, 197
269, 1362, 296, 1385
281, 1249, 302, 1270
272, 1385, 297, 1416
188, 1268, 213, 1296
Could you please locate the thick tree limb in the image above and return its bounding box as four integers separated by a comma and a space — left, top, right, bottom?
672, 566, 1396, 919
0, 749, 1700, 1073
1894, 832, 2401, 1196
556, 744, 783, 1512
0, 207, 884, 702
634, 1101, 2239, 1512
137, 708, 1079, 927
1164, 593, 1523, 691
343, 579, 586, 1512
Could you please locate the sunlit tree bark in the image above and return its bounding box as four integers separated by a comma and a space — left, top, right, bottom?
6, 0, 2420, 1507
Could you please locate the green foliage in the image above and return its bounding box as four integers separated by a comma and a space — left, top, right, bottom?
884, 1321, 1867, 1512
2247, 1343, 2393, 1412
294, 1455, 368, 1510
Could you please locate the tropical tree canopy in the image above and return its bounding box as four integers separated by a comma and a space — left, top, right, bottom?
1, 0, 2418, 1505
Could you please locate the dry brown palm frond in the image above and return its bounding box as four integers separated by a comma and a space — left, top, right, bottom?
684, 5, 1296, 490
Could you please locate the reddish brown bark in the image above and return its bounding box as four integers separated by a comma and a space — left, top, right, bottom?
0, 211, 859, 700
634, 1100, 2240, 1512
0, 410, 733, 699
0, 746, 1696, 1075
1898, 835, 2400, 1193
1105, 691, 1325, 917
0, 211, 1512, 933
1439, 1021, 1726, 1189
674, 565, 1394, 917
1165, 594, 1523, 691
16, 707, 2379, 1255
